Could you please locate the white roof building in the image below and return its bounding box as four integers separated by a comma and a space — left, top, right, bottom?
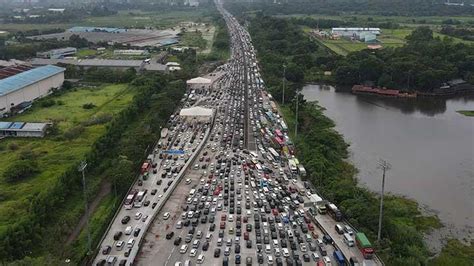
186, 77, 212, 85
179, 106, 213, 121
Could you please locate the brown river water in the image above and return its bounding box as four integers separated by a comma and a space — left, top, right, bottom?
301, 84, 474, 248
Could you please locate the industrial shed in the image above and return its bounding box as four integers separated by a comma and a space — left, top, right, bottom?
0, 65, 65, 116
0, 121, 49, 138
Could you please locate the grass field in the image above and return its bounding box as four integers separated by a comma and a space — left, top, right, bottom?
457, 110, 474, 117
181, 25, 216, 54
0, 84, 134, 233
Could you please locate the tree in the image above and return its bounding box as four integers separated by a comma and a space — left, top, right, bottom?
406, 27, 433, 43
3, 160, 39, 183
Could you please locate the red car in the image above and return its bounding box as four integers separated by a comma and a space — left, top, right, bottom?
221, 214, 227, 221
308, 223, 314, 231
244, 232, 249, 240
243, 217, 248, 223
272, 209, 279, 216
220, 221, 226, 229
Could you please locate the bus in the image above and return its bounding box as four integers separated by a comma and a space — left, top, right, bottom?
274, 137, 284, 147
275, 129, 283, 139
268, 147, 280, 161
124, 189, 138, 209
135, 190, 146, 202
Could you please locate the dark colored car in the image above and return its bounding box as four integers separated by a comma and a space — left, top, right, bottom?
173, 236, 182, 246
166, 231, 174, 239
133, 228, 141, 237
121, 216, 130, 224
235, 254, 241, 264
214, 248, 221, 258
101, 245, 111, 255
113, 231, 122, 241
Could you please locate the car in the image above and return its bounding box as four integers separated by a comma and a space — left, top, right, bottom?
246, 240, 252, 248
197, 254, 205, 264
152, 202, 158, 209
190, 248, 198, 257
121, 216, 131, 224
202, 241, 210, 251
163, 212, 171, 220
303, 254, 310, 262
124, 248, 132, 257
257, 254, 264, 264
142, 215, 148, 222
174, 237, 182, 246
180, 244, 189, 254
323, 256, 331, 264
151, 189, 157, 195
133, 227, 141, 237
114, 231, 123, 240
115, 240, 125, 251
102, 245, 111, 255
166, 231, 175, 239
214, 248, 221, 258
235, 254, 241, 264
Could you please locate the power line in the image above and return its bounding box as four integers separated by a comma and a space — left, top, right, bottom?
78, 160, 92, 256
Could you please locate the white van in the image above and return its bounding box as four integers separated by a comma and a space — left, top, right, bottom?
176, 221, 183, 229
180, 244, 188, 254
127, 238, 135, 248
265, 244, 271, 254
343, 233, 355, 247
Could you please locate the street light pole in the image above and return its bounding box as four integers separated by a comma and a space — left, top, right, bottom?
78, 161, 92, 256
282, 64, 286, 105
377, 159, 391, 243
294, 93, 299, 138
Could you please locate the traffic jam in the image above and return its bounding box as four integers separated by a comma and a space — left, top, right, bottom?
95, 0, 379, 265
141, 2, 377, 266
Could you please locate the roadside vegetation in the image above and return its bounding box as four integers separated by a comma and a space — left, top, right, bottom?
456, 110, 474, 117
244, 13, 474, 265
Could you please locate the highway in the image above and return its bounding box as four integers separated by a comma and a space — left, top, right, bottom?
93, 1, 383, 265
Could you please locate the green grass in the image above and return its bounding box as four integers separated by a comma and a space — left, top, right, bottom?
76, 48, 98, 58
0, 84, 134, 233
430, 240, 474, 266
457, 110, 474, 117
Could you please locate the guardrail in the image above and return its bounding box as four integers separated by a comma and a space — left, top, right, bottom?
129, 114, 216, 264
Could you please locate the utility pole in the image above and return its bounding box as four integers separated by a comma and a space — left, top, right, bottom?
282, 64, 286, 105
377, 159, 391, 243
78, 161, 92, 256
294, 92, 299, 138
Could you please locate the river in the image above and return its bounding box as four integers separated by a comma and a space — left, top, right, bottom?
301, 84, 474, 245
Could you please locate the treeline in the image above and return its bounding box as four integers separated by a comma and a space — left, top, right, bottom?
289, 16, 401, 30
0, 34, 89, 60
63, 65, 138, 83
248, 14, 442, 264
0, 73, 185, 263
248, 14, 335, 101
440, 26, 474, 41
333, 27, 474, 91
226, 0, 474, 16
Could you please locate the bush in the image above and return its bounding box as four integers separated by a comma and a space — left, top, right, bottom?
3, 160, 39, 183
8, 142, 19, 151
38, 99, 56, 108
82, 103, 96, 109
63, 125, 85, 140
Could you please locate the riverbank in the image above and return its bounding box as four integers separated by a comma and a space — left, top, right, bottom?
278, 102, 443, 264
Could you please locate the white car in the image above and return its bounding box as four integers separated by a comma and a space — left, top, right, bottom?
135, 212, 142, 220
282, 248, 290, 257
115, 241, 124, 251
163, 212, 170, 220
197, 254, 205, 264
323, 256, 331, 264
180, 244, 188, 254
189, 248, 197, 257
125, 226, 133, 235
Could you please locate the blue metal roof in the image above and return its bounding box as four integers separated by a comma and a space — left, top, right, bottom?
0, 65, 65, 96
10, 122, 25, 129
0, 121, 12, 129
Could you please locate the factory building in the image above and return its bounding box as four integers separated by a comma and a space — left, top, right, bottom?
331, 28, 381, 38
0, 121, 49, 138
0, 65, 65, 116
36, 47, 77, 59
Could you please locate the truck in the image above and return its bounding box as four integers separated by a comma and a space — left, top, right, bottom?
333, 250, 346, 266
327, 203, 343, 222
288, 159, 298, 174
298, 165, 307, 177
356, 232, 374, 259
141, 161, 151, 175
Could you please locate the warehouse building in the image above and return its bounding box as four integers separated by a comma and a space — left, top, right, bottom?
0, 121, 49, 138
113, 49, 149, 56
331, 28, 381, 38
0, 65, 65, 116
30, 58, 167, 72
36, 47, 77, 59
